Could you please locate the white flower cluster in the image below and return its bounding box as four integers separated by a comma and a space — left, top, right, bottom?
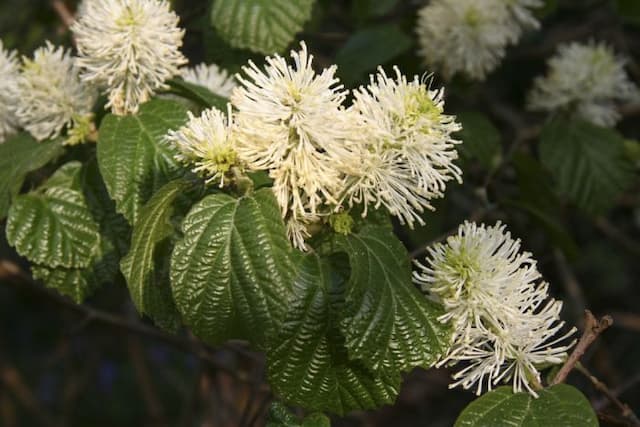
166, 106, 237, 187
72, 0, 187, 115
0, 41, 19, 143
347, 68, 462, 227
12, 42, 97, 143
416, 0, 542, 80
166, 42, 463, 250
182, 63, 237, 98
528, 41, 639, 127
0, 0, 207, 143
413, 221, 575, 396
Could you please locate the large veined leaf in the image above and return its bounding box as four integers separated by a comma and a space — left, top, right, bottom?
333, 225, 450, 372
42, 161, 82, 190
79, 158, 131, 257
505, 154, 579, 258
97, 99, 188, 224
171, 188, 296, 347
210, 0, 315, 54
335, 24, 412, 85
31, 238, 119, 303
539, 118, 634, 214
8, 161, 123, 302
6, 186, 101, 268
455, 385, 598, 427
268, 254, 400, 415
121, 180, 190, 332
0, 133, 63, 219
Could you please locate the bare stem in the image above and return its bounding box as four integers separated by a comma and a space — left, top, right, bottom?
575, 363, 640, 426
552, 310, 613, 385
0, 260, 268, 392
51, 0, 74, 28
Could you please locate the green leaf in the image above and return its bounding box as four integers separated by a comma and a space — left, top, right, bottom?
171, 188, 296, 348
24, 162, 123, 302
455, 112, 502, 170
333, 226, 450, 372
625, 139, 640, 168
301, 413, 331, 427
167, 78, 228, 111
335, 24, 412, 86
0, 133, 63, 219
31, 237, 119, 303
31, 265, 96, 303
539, 118, 634, 214
266, 402, 331, 427
79, 158, 131, 257
6, 186, 101, 268
504, 154, 578, 257
266, 402, 299, 427
43, 161, 82, 190
210, 0, 315, 54
268, 254, 400, 415
97, 99, 188, 224
121, 180, 190, 332
454, 385, 598, 427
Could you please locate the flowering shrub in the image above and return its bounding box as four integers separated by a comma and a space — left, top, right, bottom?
1, 0, 639, 425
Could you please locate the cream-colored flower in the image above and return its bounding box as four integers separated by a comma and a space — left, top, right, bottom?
414, 221, 575, 396
166, 106, 238, 187
528, 42, 639, 127
416, 0, 514, 80
182, 63, 236, 98
231, 42, 357, 245
72, 0, 187, 115
13, 42, 97, 142
345, 67, 462, 227
0, 41, 19, 143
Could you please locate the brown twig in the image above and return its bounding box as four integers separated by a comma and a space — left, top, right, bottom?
552, 310, 613, 385
594, 371, 640, 411
0, 260, 268, 392
0, 359, 56, 427
611, 312, 640, 333
576, 363, 640, 426
51, 0, 74, 28
597, 411, 637, 427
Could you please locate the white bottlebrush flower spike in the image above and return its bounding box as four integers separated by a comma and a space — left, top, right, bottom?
166, 106, 238, 187
416, 0, 513, 80
182, 63, 236, 98
416, 0, 541, 80
231, 41, 357, 248
0, 41, 19, 143
13, 42, 97, 142
72, 0, 187, 115
346, 67, 462, 227
528, 42, 639, 127
413, 221, 575, 396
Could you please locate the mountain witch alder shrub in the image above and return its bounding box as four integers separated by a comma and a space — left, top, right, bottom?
2, 0, 639, 425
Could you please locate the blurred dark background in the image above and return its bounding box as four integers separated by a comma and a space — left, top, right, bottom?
1, 0, 639, 425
